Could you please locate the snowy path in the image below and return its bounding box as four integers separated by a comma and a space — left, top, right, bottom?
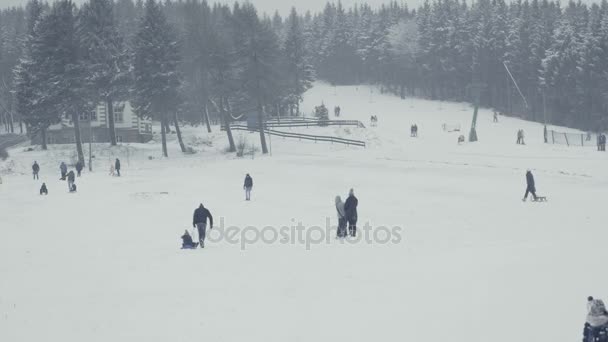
1, 83, 607, 342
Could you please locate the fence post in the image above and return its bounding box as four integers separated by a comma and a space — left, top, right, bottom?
551, 130, 554, 144
564, 133, 569, 146
581, 134, 584, 146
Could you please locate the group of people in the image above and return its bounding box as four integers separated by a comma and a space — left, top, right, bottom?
584, 296, 608, 342
410, 124, 418, 137
181, 173, 253, 249
335, 188, 359, 238
33, 158, 123, 195
598, 133, 606, 151
516, 129, 526, 145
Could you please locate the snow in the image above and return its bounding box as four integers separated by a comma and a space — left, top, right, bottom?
1, 83, 607, 342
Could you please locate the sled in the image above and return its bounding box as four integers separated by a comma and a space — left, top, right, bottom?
532, 196, 547, 202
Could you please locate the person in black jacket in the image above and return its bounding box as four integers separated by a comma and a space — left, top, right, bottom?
181, 230, 199, 249
244, 174, 253, 201
523, 170, 538, 201
115, 158, 121, 177
344, 188, 359, 237
60, 162, 67, 180
192, 203, 213, 248
75, 160, 83, 177
40, 183, 48, 195
67, 170, 76, 191
32, 161, 40, 180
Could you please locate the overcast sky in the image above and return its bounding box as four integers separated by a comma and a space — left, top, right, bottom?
0, 0, 600, 15
0, 0, 424, 15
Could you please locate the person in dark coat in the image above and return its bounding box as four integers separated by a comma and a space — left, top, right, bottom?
60, 162, 68, 180
115, 158, 121, 177
40, 183, 48, 195
181, 230, 199, 249
67, 170, 76, 191
344, 188, 359, 237
192, 203, 213, 248
335, 195, 347, 238
523, 170, 538, 201
244, 173, 253, 201
32, 161, 40, 180
75, 160, 83, 177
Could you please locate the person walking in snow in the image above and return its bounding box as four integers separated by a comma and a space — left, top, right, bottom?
115, 158, 121, 177
60, 162, 68, 180
493, 111, 499, 123
335, 195, 347, 238
344, 188, 359, 237
192, 203, 213, 248
32, 161, 40, 180
66, 170, 76, 191
243, 174, 253, 201
181, 230, 199, 249
75, 160, 83, 177
40, 183, 48, 195
522, 170, 538, 202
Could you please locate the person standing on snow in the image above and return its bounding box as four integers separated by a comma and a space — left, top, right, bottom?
344, 188, 359, 237
66, 170, 76, 191
75, 160, 83, 177
32, 161, 40, 180
115, 158, 121, 177
522, 170, 538, 202
192, 203, 213, 248
60, 162, 68, 180
335, 195, 347, 238
243, 174, 253, 201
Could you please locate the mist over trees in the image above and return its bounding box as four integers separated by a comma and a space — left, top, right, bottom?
1, 0, 608, 156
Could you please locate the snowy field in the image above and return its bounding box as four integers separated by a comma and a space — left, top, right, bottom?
1, 83, 607, 342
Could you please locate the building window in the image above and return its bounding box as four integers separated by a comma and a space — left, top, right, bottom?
114, 103, 125, 123
79, 112, 89, 121
145, 124, 152, 133
90, 109, 97, 121
116, 135, 123, 143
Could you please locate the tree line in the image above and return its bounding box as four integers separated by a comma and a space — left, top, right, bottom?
0, 0, 606, 161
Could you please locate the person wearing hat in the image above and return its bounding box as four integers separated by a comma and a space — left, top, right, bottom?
181, 230, 199, 249
344, 188, 359, 237
40, 183, 48, 195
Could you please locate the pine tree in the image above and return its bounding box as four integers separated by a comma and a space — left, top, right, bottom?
78, 0, 130, 146
132, 0, 181, 157
284, 7, 315, 115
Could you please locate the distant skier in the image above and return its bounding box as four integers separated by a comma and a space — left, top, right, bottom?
115, 158, 121, 177
522, 170, 538, 202
67, 170, 76, 191
75, 160, 83, 177
344, 188, 359, 237
192, 203, 213, 248
493, 111, 498, 123
410, 124, 418, 137
60, 162, 68, 180
335, 195, 347, 238
40, 183, 48, 195
32, 161, 40, 180
243, 173, 253, 201
181, 230, 199, 249
516, 129, 525, 145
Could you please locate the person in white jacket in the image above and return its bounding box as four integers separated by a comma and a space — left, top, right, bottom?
335, 196, 347, 238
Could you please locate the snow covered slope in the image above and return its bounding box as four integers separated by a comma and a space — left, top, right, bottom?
1, 83, 606, 342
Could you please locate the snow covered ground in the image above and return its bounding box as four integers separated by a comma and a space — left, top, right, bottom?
1, 83, 606, 342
